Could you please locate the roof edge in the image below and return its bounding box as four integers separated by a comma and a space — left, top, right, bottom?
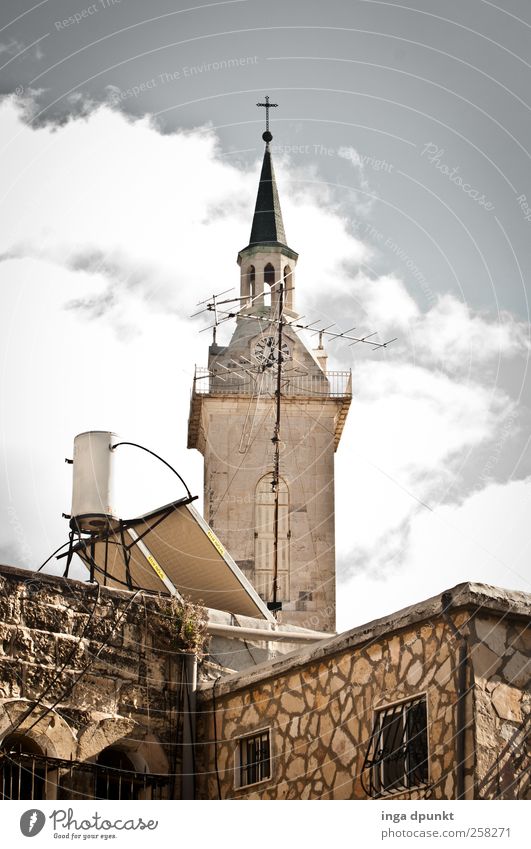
197, 581, 531, 697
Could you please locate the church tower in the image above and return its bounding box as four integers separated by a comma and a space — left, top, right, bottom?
188, 113, 351, 632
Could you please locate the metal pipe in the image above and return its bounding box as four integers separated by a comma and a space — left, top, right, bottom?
207, 622, 331, 643
181, 652, 198, 800
272, 280, 284, 608
456, 639, 468, 799
441, 591, 469, 800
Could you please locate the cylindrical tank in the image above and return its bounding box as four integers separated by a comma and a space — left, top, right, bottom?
71, 431, 118, 532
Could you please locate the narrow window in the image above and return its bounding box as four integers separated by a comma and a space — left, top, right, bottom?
254, 473, 290, 602
361, 695, 428, 797
238, 730, 271, 788
248, 265, 256, 298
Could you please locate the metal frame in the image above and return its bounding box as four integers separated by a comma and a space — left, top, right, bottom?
235, 727, 272, 789
0, 750, 169, 801
361, 694, 429, 797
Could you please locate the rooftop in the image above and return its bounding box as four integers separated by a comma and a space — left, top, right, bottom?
197, 581, 531, 697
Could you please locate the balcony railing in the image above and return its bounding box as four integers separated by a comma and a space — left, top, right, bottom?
0, 751, 170, 801
192, 366, 352, 399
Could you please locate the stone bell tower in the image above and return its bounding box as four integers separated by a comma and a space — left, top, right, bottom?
188, 113, 351, 632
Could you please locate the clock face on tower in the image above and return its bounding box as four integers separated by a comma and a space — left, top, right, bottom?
253, 335, 291, 369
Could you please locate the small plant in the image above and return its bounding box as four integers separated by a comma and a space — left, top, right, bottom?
170, 596, 209, 658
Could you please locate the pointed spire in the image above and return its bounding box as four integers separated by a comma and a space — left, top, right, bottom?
249, 141, 287, 246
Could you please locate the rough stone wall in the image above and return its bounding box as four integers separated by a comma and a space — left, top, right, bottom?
469, 612, 530, 798
0, 564, 185, 796
196, 611, 476, 800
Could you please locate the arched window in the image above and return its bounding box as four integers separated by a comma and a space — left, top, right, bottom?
248, 265, 256, 299
264, 263, 275, 287
254, 473, 290, 602
95, 747, 142, 800
283, 265, 293, 308
1, 734, 45, 799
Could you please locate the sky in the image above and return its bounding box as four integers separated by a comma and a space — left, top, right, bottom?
0, 0, 530, 632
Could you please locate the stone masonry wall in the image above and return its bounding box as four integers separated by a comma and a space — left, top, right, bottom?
196, 608, 478, 800
469, 611, 530, 798
0, 564, 185, 795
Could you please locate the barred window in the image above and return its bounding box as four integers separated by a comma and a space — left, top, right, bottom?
237, 730, 271, 788
361, 695, 429, 797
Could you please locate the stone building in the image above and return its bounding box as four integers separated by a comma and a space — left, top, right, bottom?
0, 562, 528, 800
0, 564, 186, 800
195, 583, 530, 800
0, 123, 529, 801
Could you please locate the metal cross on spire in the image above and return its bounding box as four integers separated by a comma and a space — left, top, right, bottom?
256, 95, 278, 141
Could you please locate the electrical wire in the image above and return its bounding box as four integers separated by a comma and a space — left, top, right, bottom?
110, 441, 193, 500
36, 540, 75, 573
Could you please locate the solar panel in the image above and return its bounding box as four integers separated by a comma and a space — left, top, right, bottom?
75, 499, 273, 621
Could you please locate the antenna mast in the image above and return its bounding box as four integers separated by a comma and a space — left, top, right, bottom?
271, 280, 284, 610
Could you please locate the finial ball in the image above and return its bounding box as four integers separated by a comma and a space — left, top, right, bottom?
262, 130, 273, 143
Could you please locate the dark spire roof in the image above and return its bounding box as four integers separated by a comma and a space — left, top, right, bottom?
248, 141, 287, 247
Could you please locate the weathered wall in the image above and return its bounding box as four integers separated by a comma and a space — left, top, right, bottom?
2, 568, 528, 802
195, 587, 530, 801
196, 611, 474, 799
0, 564, 185, 794
469, 611, 530, 798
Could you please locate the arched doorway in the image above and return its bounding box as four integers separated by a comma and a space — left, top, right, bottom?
1, 734, 45, 800
95, 746, 142, 800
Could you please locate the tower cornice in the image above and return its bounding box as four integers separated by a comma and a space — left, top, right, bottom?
237, 242, 299, 266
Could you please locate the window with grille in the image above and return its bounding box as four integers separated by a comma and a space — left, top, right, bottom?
237, 730, 271, 788
361, 695, 429, 797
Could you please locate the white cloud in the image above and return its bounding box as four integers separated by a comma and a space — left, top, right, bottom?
0, 40, 25, 56
0, 98, 528, 629
337, 477, 531, 630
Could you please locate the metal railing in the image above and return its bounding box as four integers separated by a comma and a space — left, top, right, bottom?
0, 751, 170, 801
193, 366, 352, 399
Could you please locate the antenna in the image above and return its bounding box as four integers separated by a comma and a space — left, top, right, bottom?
192, 295, 397, 351
271, 280, 285, 609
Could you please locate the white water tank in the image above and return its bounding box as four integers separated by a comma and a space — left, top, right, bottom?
71, 431, 118, 532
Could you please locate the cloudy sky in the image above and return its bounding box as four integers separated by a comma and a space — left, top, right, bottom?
0, 0, 529, 631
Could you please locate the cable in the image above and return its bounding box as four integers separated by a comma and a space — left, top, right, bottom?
110, 442, 193, 500
36, 540, 75, 572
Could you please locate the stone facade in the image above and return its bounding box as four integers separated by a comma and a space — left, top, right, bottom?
195, 583, 530, 800
190, 386, 343, 633
188, 302, 352, 634
1, 564, 528, 801
0, 563, 188, 798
